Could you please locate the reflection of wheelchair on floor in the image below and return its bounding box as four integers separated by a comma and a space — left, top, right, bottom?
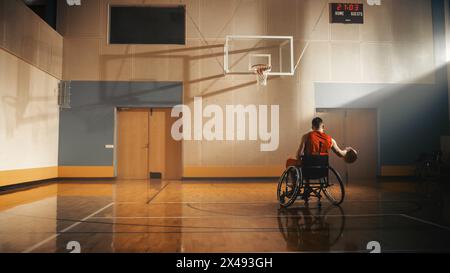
277, 155, 345, 208
277, 205, 346, 251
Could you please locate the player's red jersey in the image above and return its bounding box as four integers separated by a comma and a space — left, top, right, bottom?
305, 131, 333, 156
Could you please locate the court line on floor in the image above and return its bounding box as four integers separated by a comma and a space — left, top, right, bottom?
400, 214, 450, 231
12, 213, 402, 233
22, 202, 114, 253
145, 200, 421, 204
30, 230, 366, 234
89, 213, 401, 219
146, 182, 171, 204
273, 249, 450, 254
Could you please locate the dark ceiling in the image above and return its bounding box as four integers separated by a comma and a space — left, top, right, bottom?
23, 0, 49, 6
22, 0, 57, 30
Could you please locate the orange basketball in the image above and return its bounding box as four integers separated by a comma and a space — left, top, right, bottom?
345, 149, 358, 164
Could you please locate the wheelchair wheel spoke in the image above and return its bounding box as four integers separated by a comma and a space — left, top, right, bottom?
323, 167, 345, 206
277, 166, 301, 207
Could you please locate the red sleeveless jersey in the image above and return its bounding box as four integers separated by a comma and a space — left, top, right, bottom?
305, 131, 333, 156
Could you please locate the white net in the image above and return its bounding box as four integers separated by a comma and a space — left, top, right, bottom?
251, 64, 272, 86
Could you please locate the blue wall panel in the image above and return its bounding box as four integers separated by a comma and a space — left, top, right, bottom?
58, 81, 183, 166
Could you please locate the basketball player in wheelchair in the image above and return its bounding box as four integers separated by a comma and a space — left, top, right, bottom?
277, 117, 358, 208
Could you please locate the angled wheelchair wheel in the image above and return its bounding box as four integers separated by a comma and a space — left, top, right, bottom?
277, 166, 301, 208
323, 166, 345, 206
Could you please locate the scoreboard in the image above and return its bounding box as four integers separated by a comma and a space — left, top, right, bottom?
330, 3, 364, 24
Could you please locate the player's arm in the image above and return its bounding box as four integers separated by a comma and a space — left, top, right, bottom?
296, 134, 307, 160
331, 138, 348, 158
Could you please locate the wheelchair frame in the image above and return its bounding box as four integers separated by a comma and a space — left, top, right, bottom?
277, 156, 345, 208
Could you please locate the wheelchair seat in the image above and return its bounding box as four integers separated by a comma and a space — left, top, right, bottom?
301, 155, 329, 180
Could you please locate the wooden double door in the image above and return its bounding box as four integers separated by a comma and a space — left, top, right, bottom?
117, 108, 181, 180
317, 109, 378, 182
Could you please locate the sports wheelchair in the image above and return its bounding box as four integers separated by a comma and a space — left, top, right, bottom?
277, 155, 345, 208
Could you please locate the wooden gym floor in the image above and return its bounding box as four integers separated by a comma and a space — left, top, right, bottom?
0, 178, 450, 253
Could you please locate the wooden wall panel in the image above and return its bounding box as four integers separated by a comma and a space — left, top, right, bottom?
4, 0, 25, 57
345, 110, 378, 179
21, 14, 40, 65
149, 110, 166, 177
331, 42, 361, 82
298, 41, 331, 83
0, 48, 59, 183
66, 0, 101, 37
183, 166, 284, 178
0, 167, 58, 187
392, 0, 433, 43
318, 109, 378, 181
165, 110, 183, 180
38, 21, 54, 74
58, 166, 115, 178
233, 0, 266, 36
317, 110, 347, 181
183, 141, 202, 166
49, 30, 64, 79
99, 41, 132, 81
330, 22, 360, 41
132, 45, 170, 81
184, 0, 201, 39
361, 43, 394, 83
346, 110, 378, 179
63, 38, 100, 80
267, 0, 296, 36
296, 0, 329, 40
265, 77, 300, 165
361, 0, 393, 42
199, 0, 236, 39
0, 0, 63, 79
148, 109, 183, 180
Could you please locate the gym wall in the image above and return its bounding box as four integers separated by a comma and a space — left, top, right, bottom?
0, 0, 63, 186
316, 0, 450, 176
58, 81, 183, 178
57, 0, 449, 178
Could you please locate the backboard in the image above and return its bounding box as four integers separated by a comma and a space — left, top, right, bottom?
224, 35, 294, 76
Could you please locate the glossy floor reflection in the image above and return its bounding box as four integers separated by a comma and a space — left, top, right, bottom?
0, 178, 449, 253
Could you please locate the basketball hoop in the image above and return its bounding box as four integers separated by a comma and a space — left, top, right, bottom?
251, 64, 272, 86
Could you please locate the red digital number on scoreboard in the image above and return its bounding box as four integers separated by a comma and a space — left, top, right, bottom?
331, 3, 364, 24
336, 3, 361, 12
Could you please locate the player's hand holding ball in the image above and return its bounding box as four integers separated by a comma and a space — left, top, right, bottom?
344, 147, 358, 164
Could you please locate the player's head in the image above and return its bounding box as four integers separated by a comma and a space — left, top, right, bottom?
312, 117, 324, 131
